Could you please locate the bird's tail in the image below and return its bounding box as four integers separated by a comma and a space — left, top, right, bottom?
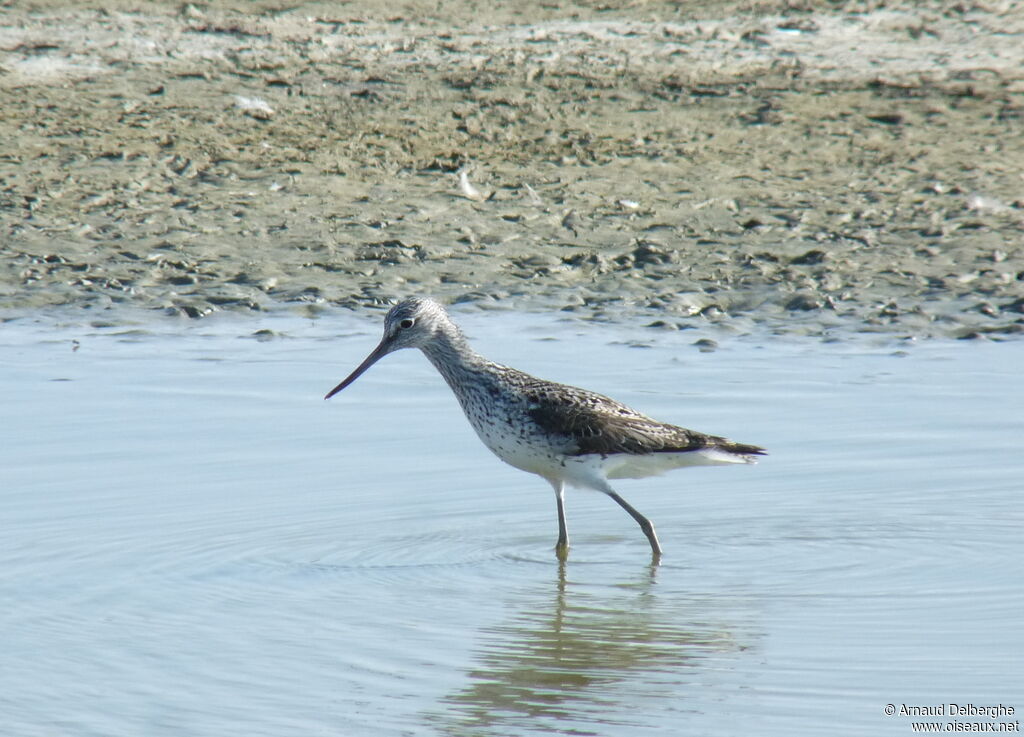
716, 440, 767, 463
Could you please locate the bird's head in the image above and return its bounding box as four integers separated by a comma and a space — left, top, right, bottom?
324, 298, 455, 399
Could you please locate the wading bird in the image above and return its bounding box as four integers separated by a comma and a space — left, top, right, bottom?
326, 298, 765, 560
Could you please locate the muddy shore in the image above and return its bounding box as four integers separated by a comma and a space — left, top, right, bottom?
2, 1, 1023, 339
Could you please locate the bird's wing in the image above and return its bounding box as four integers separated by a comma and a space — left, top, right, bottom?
521, 378, 733, 457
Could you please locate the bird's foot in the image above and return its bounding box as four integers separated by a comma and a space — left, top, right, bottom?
554, 539, 570, 562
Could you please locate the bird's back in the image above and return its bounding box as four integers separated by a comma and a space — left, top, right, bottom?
447, 362, 764, 478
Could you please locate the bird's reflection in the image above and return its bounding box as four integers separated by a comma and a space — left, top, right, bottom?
426, 561, 744, 735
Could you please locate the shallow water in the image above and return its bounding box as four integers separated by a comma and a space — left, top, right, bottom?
3, 308, 1022, 736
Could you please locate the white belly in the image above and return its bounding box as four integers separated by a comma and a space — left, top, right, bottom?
472, 421, 569, 478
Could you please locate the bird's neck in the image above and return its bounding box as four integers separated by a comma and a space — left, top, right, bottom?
419, 327, 490, 389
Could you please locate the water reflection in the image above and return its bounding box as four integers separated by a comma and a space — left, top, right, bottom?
428, 563, 745, 735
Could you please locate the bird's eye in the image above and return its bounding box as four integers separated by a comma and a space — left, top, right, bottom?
399, 318, 415, 329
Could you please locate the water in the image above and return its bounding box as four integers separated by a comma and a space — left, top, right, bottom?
3, 308, 1022, 736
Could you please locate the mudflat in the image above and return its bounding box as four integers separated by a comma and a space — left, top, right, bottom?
2, 0, 1022, 338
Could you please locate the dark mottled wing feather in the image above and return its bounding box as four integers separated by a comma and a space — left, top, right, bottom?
520, 377, 766, 458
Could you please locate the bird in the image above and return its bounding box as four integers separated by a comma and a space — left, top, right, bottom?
325, 298, 765, 560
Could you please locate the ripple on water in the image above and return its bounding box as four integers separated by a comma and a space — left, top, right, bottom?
4, 316, 1024, 737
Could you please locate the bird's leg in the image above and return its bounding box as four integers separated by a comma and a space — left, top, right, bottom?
607, 491, 663, 559
550, 479, 570, 560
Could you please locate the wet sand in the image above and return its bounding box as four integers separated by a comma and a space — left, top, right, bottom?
2, 0, 1023, 339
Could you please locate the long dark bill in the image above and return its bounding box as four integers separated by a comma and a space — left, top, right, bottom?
324, 340, 391, 400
